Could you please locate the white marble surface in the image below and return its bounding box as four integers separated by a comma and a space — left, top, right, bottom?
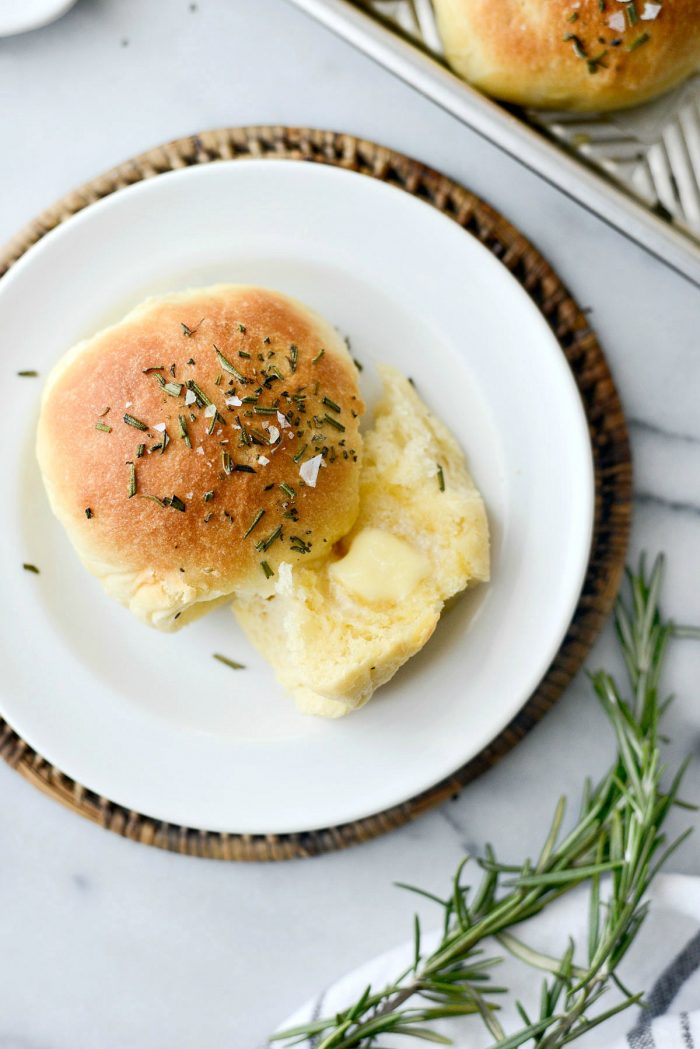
1, 2, 699, 1046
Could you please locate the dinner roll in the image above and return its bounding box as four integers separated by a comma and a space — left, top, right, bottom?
435, 0, 700, 111
233, 366, 490, 717
37, 285, 363, 630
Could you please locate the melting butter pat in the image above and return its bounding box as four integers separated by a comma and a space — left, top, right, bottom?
329, 527, 430, 605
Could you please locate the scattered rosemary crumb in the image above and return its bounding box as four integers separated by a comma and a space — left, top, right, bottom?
136, 443, 145, 458
353, 358, 363, 372
124, 413, 148, 431
181, 319, 204, 337
563, 31, 587, 58
263, 336, 271, 345
127, 462, 137, 498
287, 344, 298, 373
203, 490, 215, 502
626, 0, 638, 24
96, 421, 112, 433
256, 525, 282, 552
566, 10, 579, 21
279, 483, 296, 500
290, 536, 312, 554
322, 396, 341, 413
168, 495, 186, 512
437, 463, 445, 492
213, 653, 246, 670
587, 50, 608, 73
22, 563, 40, 573
238, 322, 247, 333
142, 365, 164, 374
163, 381, 183, 397
17, 370, 39, 377
260, 560, 274, 579
312, 348, 325, 364
178, 415, 192, 448
627, 31, 650, 50
323, 414, 345, 432
85, 507, 93, 519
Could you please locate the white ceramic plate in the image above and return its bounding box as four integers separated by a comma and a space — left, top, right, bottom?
0, 0, 76, 36
0, 160, 594, 834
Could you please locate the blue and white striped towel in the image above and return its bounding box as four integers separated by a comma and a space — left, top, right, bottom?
273, 874, 700, 1048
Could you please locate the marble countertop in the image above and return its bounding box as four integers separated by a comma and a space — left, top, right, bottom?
1, 1, 699, 1046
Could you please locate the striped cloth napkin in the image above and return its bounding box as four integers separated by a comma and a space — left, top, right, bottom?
272, 874, 700, 1048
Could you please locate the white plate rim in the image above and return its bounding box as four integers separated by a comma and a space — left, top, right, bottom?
0, 158, 596, 834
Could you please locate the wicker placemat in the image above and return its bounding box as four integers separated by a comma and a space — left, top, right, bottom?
0, 126, 632, 861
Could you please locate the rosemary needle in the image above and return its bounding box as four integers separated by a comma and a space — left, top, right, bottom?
243, 508, 265, 539
123, 413, 148, 431
213, 653, 245, 670
215, 346, 248, 384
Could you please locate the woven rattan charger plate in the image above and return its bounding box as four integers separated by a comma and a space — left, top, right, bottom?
0, 126, 631, 861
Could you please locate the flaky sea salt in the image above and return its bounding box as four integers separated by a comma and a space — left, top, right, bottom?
185, 389, 197, 406
299, 454, 323, 488
608, 11, 625, 30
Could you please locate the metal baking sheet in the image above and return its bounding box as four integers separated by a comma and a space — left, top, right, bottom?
287, 0, 700, 287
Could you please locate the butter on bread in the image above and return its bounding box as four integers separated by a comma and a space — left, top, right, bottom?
36, 285, 363, 629
232, 366, 489, 717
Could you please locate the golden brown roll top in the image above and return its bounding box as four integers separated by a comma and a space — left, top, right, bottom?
37, 285, 364, 629
435, 0, 700, 111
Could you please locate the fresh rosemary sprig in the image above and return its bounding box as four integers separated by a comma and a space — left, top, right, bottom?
272, 555, 698, 1049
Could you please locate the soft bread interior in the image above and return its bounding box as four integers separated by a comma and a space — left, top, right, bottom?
232, 365, 490, 717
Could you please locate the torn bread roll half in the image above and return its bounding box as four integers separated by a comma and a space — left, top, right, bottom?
232, 366, 490, 717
